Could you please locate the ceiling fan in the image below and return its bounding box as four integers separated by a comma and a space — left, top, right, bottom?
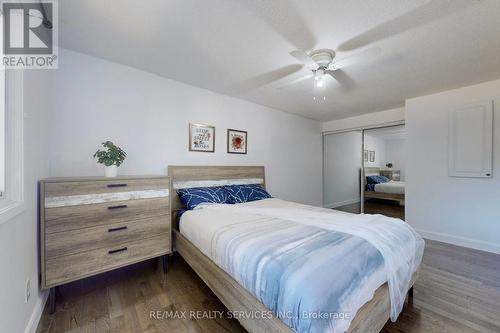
229, 0, 476, 95
278, 47, 380, 90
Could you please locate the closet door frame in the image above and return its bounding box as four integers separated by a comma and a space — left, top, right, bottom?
322, 120, 405, 213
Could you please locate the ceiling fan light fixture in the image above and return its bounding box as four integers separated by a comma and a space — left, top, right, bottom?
314, 68, 325, 81
314, 69, 325, 88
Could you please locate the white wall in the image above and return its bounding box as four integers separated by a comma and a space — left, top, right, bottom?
0, 70, 4, 194
322, 107, 405, 132
385, 139, 406, 180
323, 131, 362, 208
0, 71, 51, 333
406, 78, 500, 254
48, 49, 323, 205
363, 134, 386, 168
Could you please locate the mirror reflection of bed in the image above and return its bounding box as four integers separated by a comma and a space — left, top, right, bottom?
363, 167, 405, 219
361, 125, 406, 219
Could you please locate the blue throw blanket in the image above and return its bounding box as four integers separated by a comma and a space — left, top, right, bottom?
181, 199, 423, 333
211, 218, 385, 332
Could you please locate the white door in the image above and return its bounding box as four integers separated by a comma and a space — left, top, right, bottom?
448, 100, 493, 178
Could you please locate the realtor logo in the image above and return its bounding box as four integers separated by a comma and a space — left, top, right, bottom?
2, 0, 58, 69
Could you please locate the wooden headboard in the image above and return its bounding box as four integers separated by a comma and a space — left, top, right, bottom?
364, 167, 381, 176
168, 165, 266, 224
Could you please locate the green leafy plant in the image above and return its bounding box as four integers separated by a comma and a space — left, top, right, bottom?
93, 141, 127, 167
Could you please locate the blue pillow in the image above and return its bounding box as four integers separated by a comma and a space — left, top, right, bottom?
225, 184, 272, 204
176, 186, 230, 210
366, 184, 376, 191
366, 175, 390, 184
378, 175, 390, 183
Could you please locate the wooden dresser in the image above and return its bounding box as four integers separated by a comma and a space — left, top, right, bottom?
39, 176, 171, 312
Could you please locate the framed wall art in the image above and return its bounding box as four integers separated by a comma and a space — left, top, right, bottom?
369, 150, 375, 162
189, 123, 215, 152
227, 129, 247, 154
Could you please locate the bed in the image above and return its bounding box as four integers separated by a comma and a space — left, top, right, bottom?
364, 167, 405, 202
169, 165, 422, 333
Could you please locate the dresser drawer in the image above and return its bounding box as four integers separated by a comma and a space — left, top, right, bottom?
45, 235, 169, 287
44, 178, 170, 197
44, 197, 169, 233
45, 216, 169, 259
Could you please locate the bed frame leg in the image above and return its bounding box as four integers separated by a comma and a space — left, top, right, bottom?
407, 286, 414, 304
161, 255, 169, 274
48, 287, 56, 314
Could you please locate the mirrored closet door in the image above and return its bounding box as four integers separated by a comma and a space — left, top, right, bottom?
323, 130, 363, 214
362, 125, 406, 219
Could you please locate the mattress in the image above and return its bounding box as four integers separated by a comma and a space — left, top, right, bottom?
180, 199, 388, 333
374, 181, 405, 194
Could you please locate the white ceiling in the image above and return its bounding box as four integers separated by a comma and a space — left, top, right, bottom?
59, 0, 500, 121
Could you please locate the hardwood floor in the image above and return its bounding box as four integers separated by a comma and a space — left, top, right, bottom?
36, 258, 245, 333
335, 199, 405, 220
383, 240, 500, 333
37, 240, 500, 333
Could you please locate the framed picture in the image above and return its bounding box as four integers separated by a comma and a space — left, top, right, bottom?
369, 150, 375, 162
363, 150, 368, 161
227, 129, 247, 154
189, 123, 215, 152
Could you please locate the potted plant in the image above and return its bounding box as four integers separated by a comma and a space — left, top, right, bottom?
93, 141, 127, 177
386, 162, 393, 169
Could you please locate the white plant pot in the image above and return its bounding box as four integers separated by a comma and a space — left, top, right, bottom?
104, 165, 118, 178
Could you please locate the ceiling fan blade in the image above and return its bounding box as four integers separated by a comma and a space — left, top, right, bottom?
224, 64, 303, 95
329, 47, 381, 70
337, 0, 478, 52
326, 69, 356, 92
290, 50, 318, 70
276, 73, 313, 90
239, 0, 316, 50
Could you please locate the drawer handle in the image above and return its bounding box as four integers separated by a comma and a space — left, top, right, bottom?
107, 183, 127, 188
108, 247, 128, 254
108, 226, 127, 232
108, 204, 128, 210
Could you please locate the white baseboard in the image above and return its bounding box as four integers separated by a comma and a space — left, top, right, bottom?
324, 198, 360, 209
24, 290, 49, 333
415, 228, 500, 255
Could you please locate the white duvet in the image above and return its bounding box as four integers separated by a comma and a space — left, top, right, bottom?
180, 198, 424, 329
375, 181, 405, 194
